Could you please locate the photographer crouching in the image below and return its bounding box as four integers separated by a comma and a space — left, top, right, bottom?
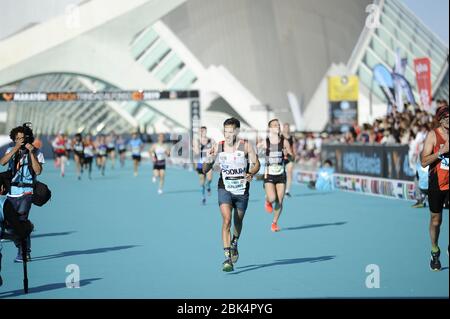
0, 123, 45, 263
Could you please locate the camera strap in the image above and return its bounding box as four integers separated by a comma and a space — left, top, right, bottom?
10, 152, 35, 188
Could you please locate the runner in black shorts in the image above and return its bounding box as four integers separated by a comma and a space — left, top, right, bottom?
72, 133, 85, 180
106, 132, 117, 170
96, 135, 108, 176
263, 119, 294, 232
421, 105, 449, 271
117, 135, 127, 168
193, 126, 214, 205
150, 134, 170, 195
203, 118, 260, 272
128, 132, 144, 177
83, 135, 95, 179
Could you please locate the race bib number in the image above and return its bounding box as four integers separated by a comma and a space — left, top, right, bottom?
268, 164, 284, 175
132, 147, 140, 154
224, 177, 246, 195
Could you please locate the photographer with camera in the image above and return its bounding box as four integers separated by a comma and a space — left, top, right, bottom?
0, 123, 45, 262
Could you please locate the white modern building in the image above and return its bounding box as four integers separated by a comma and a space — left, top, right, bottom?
0, 0, 448, 136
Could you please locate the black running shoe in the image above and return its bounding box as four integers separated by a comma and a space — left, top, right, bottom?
285, 192, 292, 198
223, 249, 234, 272
430, 248, 441, 271
222, 258, 234, 272
231, 240, 239, 264
411, 201, 425, 208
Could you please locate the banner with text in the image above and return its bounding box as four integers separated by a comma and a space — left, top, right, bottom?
321, 144, 415, 181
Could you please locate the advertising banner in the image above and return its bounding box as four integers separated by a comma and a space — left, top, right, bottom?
413, 57, 432, 112
321, 144, 415, 181
328, 76, 359, 133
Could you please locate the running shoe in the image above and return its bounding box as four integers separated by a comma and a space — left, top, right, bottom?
271, 222, 280, 232
222, 258, 234, 272
152, 176, 157, 183
158, 189, 163, 195
265, 201, 273, 213
411, 201, 425, 208
202, 198, 206, 205
430, 248, 441, 271
285, 192, 292, 198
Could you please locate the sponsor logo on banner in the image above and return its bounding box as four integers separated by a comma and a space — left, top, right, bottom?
413, 58, 432, 112
328, 76, 359, 102
13, 92, 47, 101
144, 91, 161, 100
169, 91, 177, 99
47, 92, 77, 101
131, 91, 143, 101
2, 93, 13, 101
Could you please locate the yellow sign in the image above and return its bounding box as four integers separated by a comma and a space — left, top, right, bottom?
328, 76, 359, 102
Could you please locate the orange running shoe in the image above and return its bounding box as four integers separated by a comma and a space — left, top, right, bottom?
271, 222, 280, 232
265, 201, 273, 213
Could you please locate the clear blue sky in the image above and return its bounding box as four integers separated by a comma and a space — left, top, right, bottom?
402, 0, 449, 47
0, 0, 449, 48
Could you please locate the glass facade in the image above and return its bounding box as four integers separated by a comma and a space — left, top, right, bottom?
130, 24, 198, 90
356, 0, 449, 103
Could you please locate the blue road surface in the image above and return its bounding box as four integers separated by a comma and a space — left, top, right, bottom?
0, 160, 448, 299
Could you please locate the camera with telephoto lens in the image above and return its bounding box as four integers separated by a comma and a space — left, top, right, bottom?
21, 122, 34, 150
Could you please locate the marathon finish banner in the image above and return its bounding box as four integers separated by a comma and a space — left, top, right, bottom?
321, 144, 415, 181
0, 90, 200, 102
